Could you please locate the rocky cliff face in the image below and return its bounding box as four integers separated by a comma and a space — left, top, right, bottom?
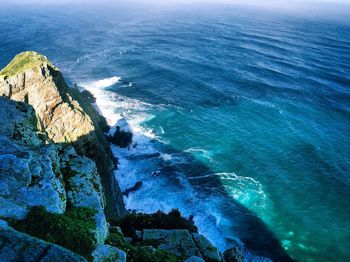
0, 52, 234, 262
0, 51, 125, 218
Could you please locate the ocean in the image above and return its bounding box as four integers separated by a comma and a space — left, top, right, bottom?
1, 3, 350, 261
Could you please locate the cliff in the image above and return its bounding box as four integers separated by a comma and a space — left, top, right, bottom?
0, 52, 236, 262
0, 51, 125, 218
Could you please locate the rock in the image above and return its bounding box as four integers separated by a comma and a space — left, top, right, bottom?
62, 148, 108, 244
92, 245, 126, 262
0, 99, 66, 219
109, 126, 133, 148
142, 229, 202, 258
81, 89, 96, 103
0, 227, 86, 262
140, 246, 156, 254
0, 219, 9, 228
110, 226, 123, 235
0, 97, 43, 146
135, 230, 143, 239
192, 233, 221, 261
0, 196, 28, 220
125, 237, 133, 243
123, 181, 143, 197
0, 52, 95, 147
0, 139, 66, 219
223, 246, 244, 262
185, 256, 205, 262
0, 51, 126, 218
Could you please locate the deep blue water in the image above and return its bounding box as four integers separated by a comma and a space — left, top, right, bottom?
1, 4, 350, 261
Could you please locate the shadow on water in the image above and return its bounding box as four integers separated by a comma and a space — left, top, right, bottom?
138, 142, 295, 262
74, 85, 295, 261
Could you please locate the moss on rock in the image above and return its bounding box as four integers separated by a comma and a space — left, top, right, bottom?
0, 51, 57, 78
9, 206, 97, 259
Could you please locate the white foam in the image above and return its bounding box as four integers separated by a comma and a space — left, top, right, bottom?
184, 147, 214, 162
83, 76, 121, 89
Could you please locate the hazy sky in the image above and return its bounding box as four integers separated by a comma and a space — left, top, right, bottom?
1, 0, 349, 14
1, 0, 349, 4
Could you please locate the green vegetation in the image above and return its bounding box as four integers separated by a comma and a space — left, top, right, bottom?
10, 206, 96, 259
106, 228, 180, 262
109, 209, 198, 238
0, 51, 56, 78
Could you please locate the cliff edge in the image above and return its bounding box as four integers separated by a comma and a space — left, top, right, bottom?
0, 51, 125, 218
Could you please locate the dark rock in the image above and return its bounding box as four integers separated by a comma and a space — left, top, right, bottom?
223, 246, 244, 262
80, 89, 96, 103
109, 126, 133, 148
123, 182, 143, 197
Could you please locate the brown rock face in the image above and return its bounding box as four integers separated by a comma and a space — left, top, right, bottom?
0, 52, 94, 146
0, 51, 126, 218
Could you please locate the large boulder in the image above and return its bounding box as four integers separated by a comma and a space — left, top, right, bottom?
142, 229, 202, 258
0, 226, 87, 262
192, 233, 221, 261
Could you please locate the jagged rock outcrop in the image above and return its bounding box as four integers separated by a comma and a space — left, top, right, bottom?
0, 225, 87, 262
0, 51, 126, 218
0, 52, 94, 144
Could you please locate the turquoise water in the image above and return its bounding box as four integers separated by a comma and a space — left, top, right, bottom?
1, 4, 350, 261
